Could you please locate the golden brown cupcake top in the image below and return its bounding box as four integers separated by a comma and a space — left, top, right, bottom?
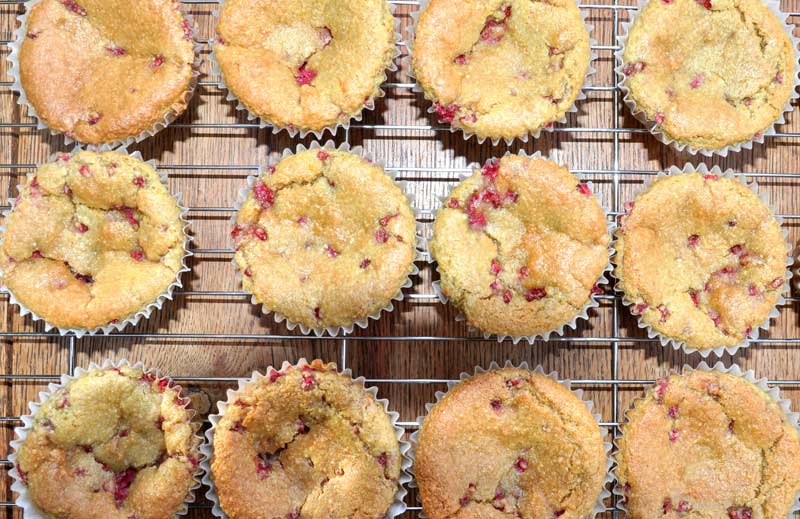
232, 148, 416, 331
429, 155, 609, 338
214, 0, 395, 133
18, 0, 196, 145
210, 360, 402, 519
621, 0, 796, 151
614, 173, 786, 350
415, 368, 607, 519
412, 0, 590, 141
15, 365, 201, 519
0, 150, 187, 331
617, 370, 800, 519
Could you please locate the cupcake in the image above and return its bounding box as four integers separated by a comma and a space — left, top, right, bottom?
412, 0, 591, 142
429, 154, 609, 340
213, 0, 396, 135
14, 0, 197, 146
614, 171, 788, 352
619, 0, 797, 153
0, 150, 189, 332
232, 146, 417, 335
616, 368, 800, 519
208, 360, 404, 519
11, 364, 202, 519
414, 367, 607, 519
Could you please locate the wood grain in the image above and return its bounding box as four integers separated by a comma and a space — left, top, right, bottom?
2, 0, 800, 517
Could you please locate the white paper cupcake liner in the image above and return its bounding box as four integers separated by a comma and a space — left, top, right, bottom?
7, 0, 203, 149
8, 358, 205, 519
199, 358, 412, 519
611, 164, 793, 358
425, 150, 613, 344
230, 140, 422, 338
615, 0, 800, 157
409, 361, 614, 519
612, 361, 800, 519
0, 147, 193, 337
408, 0, 597, 146
209, 0, 401, 139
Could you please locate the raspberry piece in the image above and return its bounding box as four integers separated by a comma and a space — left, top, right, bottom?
285, 510, 301, 519
325, 245, 339, 257
482, 160, 500, 181
663, 498, 673, 514
729, 244, 744, 255
703, 174, 719, 181
379, 213, 398, 227
253, 228, 268, 241
112, 468, 137, 508
118, 207, 139, 229
696, 0, 712, 8
708, 309, 722, 327
727, 507, 752, 519
514, 457, 528, 472
434, 102, 460, 124
519, 266, 529, 279
677, 501, 690, 513
253, 182, 275, 209
459, 113, 478, 124
88, 112, 102, 125
360, 259, 371, 269
151, 54, 165, 69
623, 61, 646, 76
269, 370, 284, 383
657, 304, 670, 323
633, 302, 648, 315
590, 284, 604, 296
181, 19, 193, 41
689, 290, 699, 306
105, 46, 126, 56
769, 277, 785, 289
74, 273, 94, 284
295, 62, 317, 86
61, 0, 86, 15
655, 112, 665, 124
130, 248, 144, 262
524, 288, 546, 301
504, 190, 519, 203
375, 228, 390, 243
687, 234, 700, 248
576, 183, 591, 196
447, 198, 460, 208
133, 176, 145, 187
668, 428, 680, 442
728, 220, 737, 227
491, 398, 502, 410
255, 457, 272, 480
776, 72, 785, 84
480, 19, 506, 44
317, 150, 330, 161
502, 290, 512, 304
468, 210, 487, 230
490, 259, 502, 275
27, 31, 39, 39
313, 307, 322, 321
454, 54, 469, 65
31, 250, 44, 259
75, 222, 89, 233
318, 26, 333, 47
668, 406, 679, 419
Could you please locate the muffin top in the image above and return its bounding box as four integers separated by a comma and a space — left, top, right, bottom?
233, 148, 416, 331
430, 155, 609, 338
0, 150, 187, 331
614, 173, 786, 350
214, 0, 395, 133
210, 360, 402, 519
415, 368, 606, 519
621, 0, 796, 151
18, 0, 196, 145
617, 370, 800, 519
14, 365, 201, 519
412, 0, 590, 141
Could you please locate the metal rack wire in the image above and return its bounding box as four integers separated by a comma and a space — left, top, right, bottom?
2, 0, 800, 517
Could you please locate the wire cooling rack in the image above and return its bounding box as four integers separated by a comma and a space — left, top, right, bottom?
2, 0, 800, 518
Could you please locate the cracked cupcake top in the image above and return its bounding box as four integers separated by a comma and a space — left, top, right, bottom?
412, 0, 590, 141
429, 155, 609, 338
19, 0, 196, 145
614, 173, 786, 350
0, 150, 187, 331
621, 0, 796, 151
232, 148, 416, 331
214, 0, 395, 133
617, 370, 800, 519
415, 368, 606, 519
210, 360, 402, 519
15, 365, 201, 519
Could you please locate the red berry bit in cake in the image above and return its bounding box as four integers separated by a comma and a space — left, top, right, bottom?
181, 19, 193, 41
151, 54, 165, 69
657, 305, 670, 323
576, 183, 592, 196
448, 198, 460, 209
623, 61, 647, 77
502, 290, 513, 304
87, 112, 102, 125
375, 228, 390, 243
255, 457, 272, 480
525, 288, 546, 302
514, 457, 528, 472
324, 245, 339, 257
133, 176, 145, 187
455, 54, 469, 65
27, 31, 40, 39
480, 19, 506, 44
668, 428, 680, 442
687, 234, 700, 248
295, 62, 317, 86
728, 506, 752, 519
74, 222, 89, 233
490, 259, 502, 275
60, 0, 86, 15
360, 259, 371, 269
434, 102, 460, 124
668, 405, 679, 419
690, 74, 704, 88
253, 182, 275, 209
482, 160, 500, 181
105, 46, 127, 56
130, 248, 145, 261
317, 150, 330, 161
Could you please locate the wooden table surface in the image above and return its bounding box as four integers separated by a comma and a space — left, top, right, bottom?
3, 1, 800, 518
